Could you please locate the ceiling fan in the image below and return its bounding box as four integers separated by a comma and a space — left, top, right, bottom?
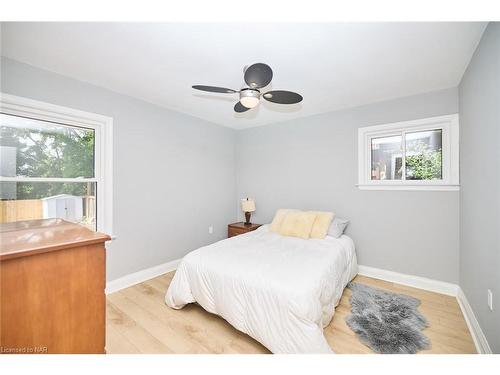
192, 63, 303, 113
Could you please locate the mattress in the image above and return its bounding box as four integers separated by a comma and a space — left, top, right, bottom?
165, 224, 358, 353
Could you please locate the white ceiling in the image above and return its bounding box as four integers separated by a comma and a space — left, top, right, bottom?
1, 22, 487, 129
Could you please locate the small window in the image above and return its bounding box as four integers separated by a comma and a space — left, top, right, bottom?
358, 114, 459, 191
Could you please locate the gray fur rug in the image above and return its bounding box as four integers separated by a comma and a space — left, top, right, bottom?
346, 282, 430, 354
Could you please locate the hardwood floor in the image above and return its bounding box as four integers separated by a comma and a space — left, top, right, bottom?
105, 272, 476, 354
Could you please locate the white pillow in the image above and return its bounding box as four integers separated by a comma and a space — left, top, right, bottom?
327, 217, 349, 238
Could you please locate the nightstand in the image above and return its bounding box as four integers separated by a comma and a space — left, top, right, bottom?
228, 222, 262, 238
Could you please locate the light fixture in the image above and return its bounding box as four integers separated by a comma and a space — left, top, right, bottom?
241, 198, 256, 225
239, 88, 260, 109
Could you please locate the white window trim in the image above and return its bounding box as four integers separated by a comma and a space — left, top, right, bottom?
357, 114, 459, 191
0, 93, 114, 235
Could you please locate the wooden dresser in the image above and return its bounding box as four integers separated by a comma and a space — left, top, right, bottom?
0, 219, 111, 354
227, 222, 262, 238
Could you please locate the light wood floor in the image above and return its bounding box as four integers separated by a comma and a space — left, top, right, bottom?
106, 272, 476, 354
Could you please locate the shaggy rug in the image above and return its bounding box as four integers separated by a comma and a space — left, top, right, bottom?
346, 282, 431, 354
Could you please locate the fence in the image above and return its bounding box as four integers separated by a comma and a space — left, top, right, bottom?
0, 196, 96, 226
0, 199, 44, 223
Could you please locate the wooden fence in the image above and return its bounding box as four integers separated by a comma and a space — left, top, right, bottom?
0, 200, 44, 223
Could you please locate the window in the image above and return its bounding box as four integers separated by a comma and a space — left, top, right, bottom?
0, 94, 113, 233
358, 114, 459, 191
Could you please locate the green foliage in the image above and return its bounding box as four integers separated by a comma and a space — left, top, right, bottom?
405, 141, 442, 180
0, 125, 95, 199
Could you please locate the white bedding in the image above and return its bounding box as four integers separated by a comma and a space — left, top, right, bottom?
165, 224, 358, 354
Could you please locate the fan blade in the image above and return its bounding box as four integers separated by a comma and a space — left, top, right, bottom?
192, 85, 237, 93
244, 63, 273, 88
262, 90, 303, 104
234, 102, 250, 113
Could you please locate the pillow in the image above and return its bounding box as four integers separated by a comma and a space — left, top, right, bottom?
309, 211, 335, 239
269, 209, 298, 233
327, 217, 350, 238
279, 211, 317, 239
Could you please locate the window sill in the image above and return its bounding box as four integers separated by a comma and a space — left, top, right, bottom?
356, 184, 460, 191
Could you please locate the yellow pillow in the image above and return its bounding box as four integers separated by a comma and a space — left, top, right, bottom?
309, 211, 335, 239
279, 211, 317, 239
270, 209, 298, 233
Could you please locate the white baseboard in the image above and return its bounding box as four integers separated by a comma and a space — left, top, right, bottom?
456, 287, 493, 354
357, 264, 492, 354
105, 258, 181, 294
357, 265, 459, 296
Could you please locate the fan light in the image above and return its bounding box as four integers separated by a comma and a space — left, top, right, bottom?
240, 96, 259, 109
239, 88, 261, 109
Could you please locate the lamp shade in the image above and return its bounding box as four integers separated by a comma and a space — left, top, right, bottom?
241, 198, 256, 212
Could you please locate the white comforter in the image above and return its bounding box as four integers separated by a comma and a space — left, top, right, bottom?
165, 225, 358, 354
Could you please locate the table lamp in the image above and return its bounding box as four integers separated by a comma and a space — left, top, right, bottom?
241, 198, 256, 225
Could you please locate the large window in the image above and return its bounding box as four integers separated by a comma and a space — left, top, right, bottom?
0, 94, 113, 233
358, 114, 459, 191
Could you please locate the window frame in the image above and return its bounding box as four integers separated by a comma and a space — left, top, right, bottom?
357, 114, 459, 191
0, 93, 113, 234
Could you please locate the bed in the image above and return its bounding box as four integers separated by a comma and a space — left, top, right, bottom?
165, 224, 358, 354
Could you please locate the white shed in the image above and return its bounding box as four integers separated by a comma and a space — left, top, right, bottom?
41, 194, 84, 223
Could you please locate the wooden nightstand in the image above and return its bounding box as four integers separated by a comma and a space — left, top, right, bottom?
228, 222, 262, 238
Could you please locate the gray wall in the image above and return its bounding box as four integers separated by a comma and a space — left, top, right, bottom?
236, 88, 460, 283
0, 58, 463, 285
1, 57, 237, 282
459, 23, 500, 353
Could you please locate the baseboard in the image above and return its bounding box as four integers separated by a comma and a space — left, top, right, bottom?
357, 264, 493, 354
105, 258, 181, 294
357, 265, 459, 296
456, 287, 493, 354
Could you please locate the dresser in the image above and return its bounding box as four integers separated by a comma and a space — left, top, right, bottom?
227, 222, 262, 238
0, 219, 111, 354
